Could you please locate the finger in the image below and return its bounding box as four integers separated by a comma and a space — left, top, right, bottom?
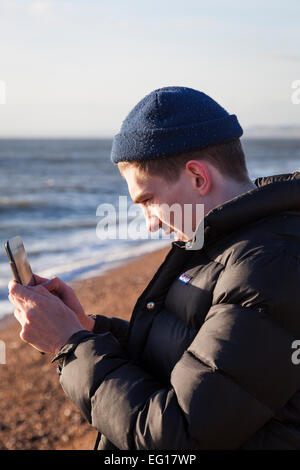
8, 279, 18, 293
38, 277, 64, 298
8, 281, 38, 312
33, 273, 50, 285
30, 283, 51, 296
9, 279, 47, 305
8, 291, 29, 311
14, 307, 25, 326
8, 280, 31, 300
29, 283, 63, 304
40, 277, 59, 289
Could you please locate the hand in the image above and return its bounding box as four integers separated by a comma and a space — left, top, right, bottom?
8, 280, 84, 354
33, 274, 95, 332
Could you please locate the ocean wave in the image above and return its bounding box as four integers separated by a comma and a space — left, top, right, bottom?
0, 212, 141, 233
0, 218, 98, 233
0, 197, 47, 210
33, 239, 170, 284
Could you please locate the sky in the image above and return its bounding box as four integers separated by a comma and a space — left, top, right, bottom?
0, 0, 299, 137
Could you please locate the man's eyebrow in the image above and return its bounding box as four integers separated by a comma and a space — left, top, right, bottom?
133, 192, 152, 204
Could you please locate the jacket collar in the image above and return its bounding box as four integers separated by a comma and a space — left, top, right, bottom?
185, 171, 300, 250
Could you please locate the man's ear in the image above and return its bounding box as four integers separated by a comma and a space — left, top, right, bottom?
195, 176, 203, 188
185, 160, 211, 196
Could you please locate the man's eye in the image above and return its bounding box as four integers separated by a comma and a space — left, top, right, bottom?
143, 198, 152, 205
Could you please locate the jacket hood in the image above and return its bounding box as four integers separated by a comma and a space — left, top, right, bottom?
185, 171, 300, 250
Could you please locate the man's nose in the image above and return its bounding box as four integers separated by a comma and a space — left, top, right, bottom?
145, 212, 161, 232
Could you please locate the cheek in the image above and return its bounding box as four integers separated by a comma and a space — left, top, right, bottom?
159, 207, 170, 222
160, 201, 182, 226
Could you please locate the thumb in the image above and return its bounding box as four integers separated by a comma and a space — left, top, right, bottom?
29, 282, 64, 301
8, 279, 31, 300
33, 273, 50, 285
40, 277, 63, 295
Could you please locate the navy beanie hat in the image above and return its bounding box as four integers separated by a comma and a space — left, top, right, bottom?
111, 86, 243, 163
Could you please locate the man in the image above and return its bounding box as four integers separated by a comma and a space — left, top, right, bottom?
8, 86, 300, 449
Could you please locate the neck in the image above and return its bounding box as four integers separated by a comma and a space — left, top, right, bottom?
221, 179, 257, 203
205, 178, 257, 216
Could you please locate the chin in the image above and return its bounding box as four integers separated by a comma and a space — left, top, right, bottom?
174, 233, 187, 242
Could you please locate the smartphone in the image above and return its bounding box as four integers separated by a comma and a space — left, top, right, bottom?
5, 237, 46, 355
5, 236, 35, 286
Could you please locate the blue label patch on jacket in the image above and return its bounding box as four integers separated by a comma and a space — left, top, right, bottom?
178, 273, 192, 284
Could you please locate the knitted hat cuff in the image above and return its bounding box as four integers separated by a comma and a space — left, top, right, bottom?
111, 114, 243, 163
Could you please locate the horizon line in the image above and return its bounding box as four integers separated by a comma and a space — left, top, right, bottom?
0, 135, 300, 140
0, 125, 300, 140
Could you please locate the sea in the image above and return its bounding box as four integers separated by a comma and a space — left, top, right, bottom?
0, 138, 299, 318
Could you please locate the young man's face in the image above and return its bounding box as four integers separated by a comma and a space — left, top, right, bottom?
122, 165, 203, 242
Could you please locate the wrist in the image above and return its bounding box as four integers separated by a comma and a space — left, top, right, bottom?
52, 329, 96, 365
54, 326, 84, 355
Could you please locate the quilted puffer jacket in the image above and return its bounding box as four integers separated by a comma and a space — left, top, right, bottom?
53, 171, 300, 450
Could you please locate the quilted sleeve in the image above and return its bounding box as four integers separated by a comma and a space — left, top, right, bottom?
90, 314, 129, 349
